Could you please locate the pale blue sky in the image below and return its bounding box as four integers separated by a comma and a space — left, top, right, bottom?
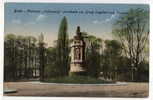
5, 3, 149, 46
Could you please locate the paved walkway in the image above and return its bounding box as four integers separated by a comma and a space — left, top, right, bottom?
4, 82, 149, 97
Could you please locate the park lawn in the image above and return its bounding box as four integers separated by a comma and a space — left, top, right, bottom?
43, 76, 114, 84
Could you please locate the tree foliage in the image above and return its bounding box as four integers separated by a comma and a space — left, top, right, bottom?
4, 34, 39, 81
38, 33, 46, 81
112, 8, 149, 81
102, 40, 122, 80
56, 16, 70, 76
4, 14, 149, 82
81, 32, 102, 77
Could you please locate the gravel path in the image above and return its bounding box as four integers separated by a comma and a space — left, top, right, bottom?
4, 82, 149, 97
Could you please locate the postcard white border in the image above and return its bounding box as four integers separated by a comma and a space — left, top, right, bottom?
4, 0, 150, 4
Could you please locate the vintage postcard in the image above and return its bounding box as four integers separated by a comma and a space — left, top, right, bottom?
4, 3, 149, 97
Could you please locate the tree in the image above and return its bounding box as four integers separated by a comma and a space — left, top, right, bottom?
103, 40, 122, 80
38, 33, 46, 81
45, 47, 58, 78
4, 34, 17, 80
16, 35, 25, 78
4, 34, 40, 81
113, 8, 149, 81
56, 16, 69, 76
81, 32, 102, 78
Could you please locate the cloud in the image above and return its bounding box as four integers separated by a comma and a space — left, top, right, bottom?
92, 20, 104, 24
92, 11, 119, 25
93, 20, 99, 24
105, 11, 118, 22
12, 19, 21, 24
36, 14, 46, 22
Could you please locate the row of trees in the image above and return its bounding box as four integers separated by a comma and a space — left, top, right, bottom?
4, 8, 149, 82
4, 33, 46, 81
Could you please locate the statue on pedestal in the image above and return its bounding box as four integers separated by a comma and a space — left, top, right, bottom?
69, 26, 86, 76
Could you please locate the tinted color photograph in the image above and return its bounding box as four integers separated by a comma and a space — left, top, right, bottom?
4, 3, 149, 97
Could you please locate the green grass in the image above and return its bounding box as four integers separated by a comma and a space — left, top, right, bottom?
44, 76, 114, 84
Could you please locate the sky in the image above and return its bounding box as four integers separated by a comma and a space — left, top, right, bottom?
5, 3, 149, 47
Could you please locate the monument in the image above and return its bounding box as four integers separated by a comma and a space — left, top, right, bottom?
69, 26, 86, 76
